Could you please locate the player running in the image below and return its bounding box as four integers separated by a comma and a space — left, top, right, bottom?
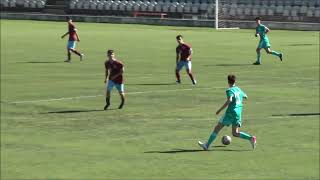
253, 17, 283, 65
104, 50, 125, 110
198, 74, 256, 150
61, 16, 84, 62
175, 35, 197, 85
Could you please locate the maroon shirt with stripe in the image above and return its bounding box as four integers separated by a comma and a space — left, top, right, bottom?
68, 22, 78, 41
105, 59, 124, 84
176, 43, 192, 61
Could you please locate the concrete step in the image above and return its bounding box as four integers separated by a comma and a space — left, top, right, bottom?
42, 8, 66, 14
45, 4, 66, 9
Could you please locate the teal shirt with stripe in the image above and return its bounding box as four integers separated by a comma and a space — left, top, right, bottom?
225, 86, 247, 116
256, 24, 269, 42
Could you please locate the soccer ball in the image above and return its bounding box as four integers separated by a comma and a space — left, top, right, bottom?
222, 135, 232, 145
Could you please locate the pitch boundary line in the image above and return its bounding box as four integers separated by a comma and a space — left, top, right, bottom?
4, 87, 219, 104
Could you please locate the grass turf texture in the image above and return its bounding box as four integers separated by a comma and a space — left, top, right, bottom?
1, 20, 319, 179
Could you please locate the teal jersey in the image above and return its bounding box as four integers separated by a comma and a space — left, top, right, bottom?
225, 86, 247, 114
256, 24, 269, 41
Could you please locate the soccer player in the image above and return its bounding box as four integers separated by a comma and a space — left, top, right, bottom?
61, 16, 84, 62
104, 50, 125, 110
253, 17, 283, 65
198, 74, 256, 150
175, 35, 197, 85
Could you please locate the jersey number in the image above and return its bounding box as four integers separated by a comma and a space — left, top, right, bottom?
234, 92, 241, 105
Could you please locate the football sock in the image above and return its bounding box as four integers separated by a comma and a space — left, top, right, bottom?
207, 132, 217, 147
256, 53, 261, 63
105, 97, 110, 105
176, 72, 180, 82
239, 132, 252, 140
271, 51, 281, 57
188, 73, 196, 84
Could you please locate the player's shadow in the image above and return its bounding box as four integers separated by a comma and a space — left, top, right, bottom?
18, 61, 63, 64
272, 112, 320, 117
144, 146, 249, 153
287, 43, 316, 46
127, 83, 177, 86
42, 109, 116, 114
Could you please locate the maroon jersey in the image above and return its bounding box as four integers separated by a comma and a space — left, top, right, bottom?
105, 59, 124, 84
176, 43, 192, 61
68, 22, 78, 41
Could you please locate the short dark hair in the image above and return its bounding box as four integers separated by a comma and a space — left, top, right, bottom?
66, 16, 71, 21
228, 74, 236, 85
255, 17, 261, 21
176, 35, 183, 40
107, 49, 114, 55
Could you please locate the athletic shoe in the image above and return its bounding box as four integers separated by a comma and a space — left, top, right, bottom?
192, 80, 197, 86
64, 59, 71, 63
279, 53, 283, 61
250, 136, 257, 150
176, 80, 181, 84
80, 54, 84, 61
198, 141, 208, 151
252, 62, 261, 65
118, 103, 124, 109
104, 103, 110, 110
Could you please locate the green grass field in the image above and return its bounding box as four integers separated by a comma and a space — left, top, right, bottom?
1, 19, 319, 179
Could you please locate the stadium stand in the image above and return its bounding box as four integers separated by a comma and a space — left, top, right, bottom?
1, 0, 319, 22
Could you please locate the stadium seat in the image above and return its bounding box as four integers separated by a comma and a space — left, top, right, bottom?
276, 5, 284, 14
162, 4, 169, 12
133, 3, 140, 11
282, 9, 290, 16
16, 0, 25, 6
229, 8, 236, 16
314, 9, 320, 17
111, 2, 119, 11
169, 4, 177, 13
244, 7, 251, 16
199, 2, 207, 11
259, 7, 267, 16
183, 3, 192, 13
299, 5, 308, 15
154, 3, 162, 12
251, 6, 259, 16
177, 4, 184, 13
147, 2, 156, 12
267, 8, 274, 16
97, 2, 104, 10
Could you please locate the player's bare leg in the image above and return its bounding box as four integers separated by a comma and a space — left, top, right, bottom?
70, 48, 84, 61
104, 91, 111, 110
187, 69, 196, 85
232, 125, 256, 150
265, 48, 282, 62
198, 122, 224, 150
175, 69, 181, 84
253, 48, 261, 65
65, 49, 72, 62
118, 93, 125, 109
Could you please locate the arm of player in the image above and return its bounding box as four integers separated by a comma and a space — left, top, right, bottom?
186, 48, 193, 61
216, 96, 232, 115
75, 29, 80, 42
61, 32, 69, 39
104, 65, 109, 84
176, 52, 180, 64
265, 27, 270, 34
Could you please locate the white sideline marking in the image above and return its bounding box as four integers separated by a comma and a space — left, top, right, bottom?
4, 80, 317, 104
5, 87, 217, 104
